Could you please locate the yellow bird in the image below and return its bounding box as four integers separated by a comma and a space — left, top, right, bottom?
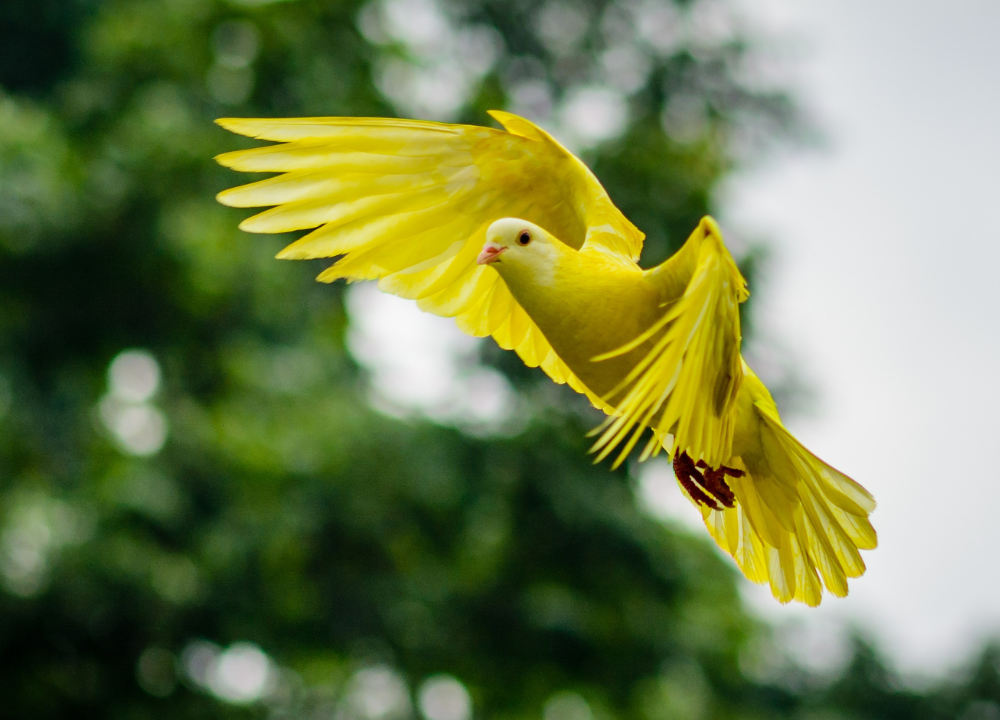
215, 110, 876, 606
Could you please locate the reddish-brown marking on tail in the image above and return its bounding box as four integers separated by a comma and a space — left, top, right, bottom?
673, 452, 720, 510
673, 453, 742, 510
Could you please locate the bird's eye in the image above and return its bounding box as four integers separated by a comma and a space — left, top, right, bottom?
517, 230, 531, 246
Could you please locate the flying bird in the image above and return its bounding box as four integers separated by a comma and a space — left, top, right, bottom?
214, 111, 876, 606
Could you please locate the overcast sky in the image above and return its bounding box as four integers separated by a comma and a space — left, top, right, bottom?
719, 0, 1000, 676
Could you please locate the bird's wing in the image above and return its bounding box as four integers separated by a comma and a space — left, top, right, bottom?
214, 112, 643, 392
589, 217, 748, 468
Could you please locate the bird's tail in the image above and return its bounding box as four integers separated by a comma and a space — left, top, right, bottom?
681, 403, 877, 606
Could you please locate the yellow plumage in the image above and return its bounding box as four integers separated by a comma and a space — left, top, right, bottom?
215, 111, 877, 606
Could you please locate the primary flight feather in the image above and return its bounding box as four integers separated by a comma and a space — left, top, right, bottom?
215, 110, 877, 606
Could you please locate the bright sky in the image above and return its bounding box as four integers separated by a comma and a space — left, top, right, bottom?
346, 0, 1000, 679
718, 0, 1000, 676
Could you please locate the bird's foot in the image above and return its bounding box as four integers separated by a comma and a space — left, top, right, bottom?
672, 451, 743, 510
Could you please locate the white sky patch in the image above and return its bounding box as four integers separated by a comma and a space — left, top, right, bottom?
633, 457, 707, 533
600, 45, 651, 94
508, 79, 555, 124
535, 1, 591, 56
347, 665, 412, 720
629, 0, 682, 55
417, 675, 472, 720
181, 640, 276, 705
345, 283, 521, 435
723, 0, 1000, 676
98, 349, 168, 456
359, 0, 503, 121
558, 86, 629, 149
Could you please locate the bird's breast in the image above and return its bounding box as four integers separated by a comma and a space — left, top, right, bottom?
500, 260, 663, 400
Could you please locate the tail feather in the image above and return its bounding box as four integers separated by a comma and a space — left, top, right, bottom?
681, 404, 877, 606
788, 519, 825, 605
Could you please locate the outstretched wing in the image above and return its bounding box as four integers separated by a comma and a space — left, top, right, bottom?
590, 217, 748, 468
214, 111, 643, 390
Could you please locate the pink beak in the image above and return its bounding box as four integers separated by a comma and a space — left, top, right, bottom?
477, 242, 506, 265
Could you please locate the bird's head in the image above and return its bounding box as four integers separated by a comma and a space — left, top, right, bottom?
477, 219, 562, 282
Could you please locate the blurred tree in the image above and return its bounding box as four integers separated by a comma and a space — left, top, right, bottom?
6, 1, 984, 720
791, 639, 1000, 720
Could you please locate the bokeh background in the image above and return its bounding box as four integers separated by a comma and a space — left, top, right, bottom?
0, 0, 998, 718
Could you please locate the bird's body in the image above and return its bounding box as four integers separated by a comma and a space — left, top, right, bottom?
492, 239, 659, 401
215, 111, 876, 606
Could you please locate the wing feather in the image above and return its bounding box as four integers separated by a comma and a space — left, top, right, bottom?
589, 217, 747, 468
216, 112, 643, 393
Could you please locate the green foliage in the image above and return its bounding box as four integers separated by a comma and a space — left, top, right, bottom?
793, 639, 1000, 720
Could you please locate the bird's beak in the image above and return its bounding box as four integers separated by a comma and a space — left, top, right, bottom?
477, 241, 506, 265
